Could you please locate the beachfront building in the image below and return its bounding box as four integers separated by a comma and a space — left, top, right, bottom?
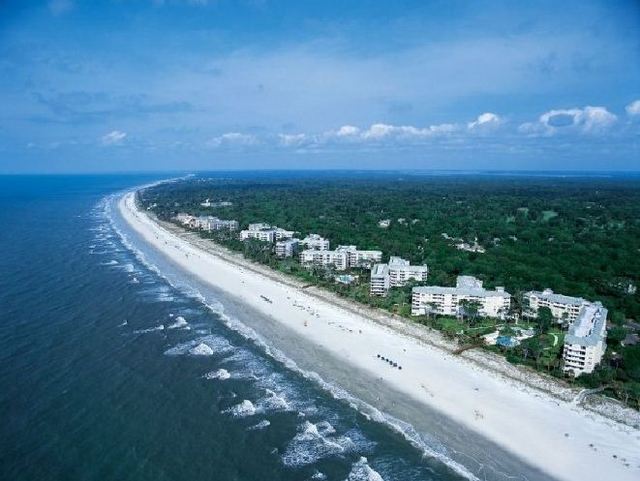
197, 216, 239, 231
175, 213, 198, 228
275, 238, 300, 258
524, 289, 590, 324
411, 275, 511, 319
299, 249, 348, 271
370, 256, 429, 296
300, 234, 330, 251
240, 223, 295, 243
370, 263, 390, 296
335, 245, 383, 269
562, 302, 608, 375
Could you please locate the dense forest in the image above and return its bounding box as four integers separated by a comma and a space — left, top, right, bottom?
140, 173, 640, 408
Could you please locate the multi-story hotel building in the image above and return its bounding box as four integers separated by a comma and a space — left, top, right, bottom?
275, 238, 300, 258
370, 256, 428, 296
300, 234, 330, 251
240, 223, 295, 243
197, 216, 239, 231
299, 249, 348, 271
524, 289, 589, 323
335, 245, 383, 268
411, 275, 511, 319
562, 302, 607, 375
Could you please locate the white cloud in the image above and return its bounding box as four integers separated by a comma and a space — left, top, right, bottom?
626, 100, 640, 117
101, 130, 127, 146
278, 133, 308, 147
206, 132, 257, 148
468, 112, 502, 131
336, 125, 361, 137
519, 106, 616, 136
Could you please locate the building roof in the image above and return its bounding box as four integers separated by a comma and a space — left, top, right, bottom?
371, 263, 389, 277
412, 284, 511, 298
565, 303, 607, 347
527, 289, 586, 306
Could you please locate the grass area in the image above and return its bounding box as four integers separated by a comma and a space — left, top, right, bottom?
542, 210, 559, 221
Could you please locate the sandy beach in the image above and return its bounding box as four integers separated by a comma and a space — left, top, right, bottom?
119, 190, 640, 481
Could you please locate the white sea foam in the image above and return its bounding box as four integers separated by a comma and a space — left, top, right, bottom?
345, 457, 385, 481
101, 260, 119, 266
167, 315, 188, 329
164, 335, 234, 357
281, 421, 357, 467
225, 399, 256, 418
204, 369, 231, 380
248, 419, 271, 431
190, 343, 215, 356
133, 324, 165, 334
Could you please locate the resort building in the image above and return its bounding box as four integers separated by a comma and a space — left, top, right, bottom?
335, 245, 383, 268
275, 238, 300, 258
524, 289, 589, 323
175, 213, 238, 231
562, 302, 608, 375
370, 256, 429, 296
411, 275, 511, 319
196, 216, 239, 231
240, 223, 295, 243
300, 234, 330, 251
299, 249, 348, 271
370, 263, 390, 296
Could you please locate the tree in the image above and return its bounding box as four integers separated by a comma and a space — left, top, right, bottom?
536, 306, 553, 334
458, 300, 482, 325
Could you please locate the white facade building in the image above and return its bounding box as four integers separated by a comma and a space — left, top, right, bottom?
370, 264, 390, 296
370, 257, 428, 296
411, 276, 511, 319
240, 223, 295, 243
388, 256, 428, 286
300, 234, 330, 251
524, 289, 589, 323
275, 238, 300, 258
562, 302, 607, 375
197, 216, 239, 231
299, 249, 348, 271
335, 245, 383, 268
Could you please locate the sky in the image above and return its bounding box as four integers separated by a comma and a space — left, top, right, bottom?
0, 0, 639, 173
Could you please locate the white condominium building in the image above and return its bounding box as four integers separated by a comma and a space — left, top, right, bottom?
240, 223, 295, 243
563, 302, 607, 375
197, 216, 239, 231
388, 256, 428, 286
370, 263, 390, 296
275, 238, 300, 258
300, 234, 330, 251
524, 288, 589, 323
299, 249, 348, 271
370, 256, 429, 296
411, 275, 511, 319
240, 228, 276, 243
335, 245, 383, 268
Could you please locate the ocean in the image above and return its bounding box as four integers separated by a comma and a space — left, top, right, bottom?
0, 175, 525, 481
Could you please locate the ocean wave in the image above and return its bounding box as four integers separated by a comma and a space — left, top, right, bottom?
133, 324, 165, 334
281, 420, 358, 468
346, 457, 385, 481
204, 368, 231, 380
164, 335, 234, 357
224, 399, 256, 418
248, 419, 271, 431
167, 315, 188, 329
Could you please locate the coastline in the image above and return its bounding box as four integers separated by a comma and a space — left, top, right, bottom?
118, 189, 640, 481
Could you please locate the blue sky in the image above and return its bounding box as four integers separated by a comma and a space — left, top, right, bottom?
1, 0, 639, 173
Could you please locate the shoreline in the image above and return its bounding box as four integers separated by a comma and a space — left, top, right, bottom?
118, 189, 640, 481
